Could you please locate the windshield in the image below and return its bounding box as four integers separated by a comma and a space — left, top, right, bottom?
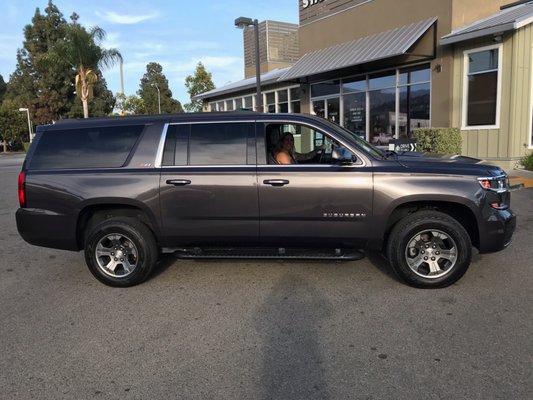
320, 119, 384, 159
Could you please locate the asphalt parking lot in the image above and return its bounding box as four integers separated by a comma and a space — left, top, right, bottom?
1, 153, 532, 400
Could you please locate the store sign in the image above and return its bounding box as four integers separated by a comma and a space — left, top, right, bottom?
302, 0, 325, 9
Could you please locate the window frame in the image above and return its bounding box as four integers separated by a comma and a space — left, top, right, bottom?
461, 43, 503, 131
155, 120, 257, 168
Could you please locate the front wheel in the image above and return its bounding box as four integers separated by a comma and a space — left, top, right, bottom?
386, 210, 472, 288
84, 217, 159, 287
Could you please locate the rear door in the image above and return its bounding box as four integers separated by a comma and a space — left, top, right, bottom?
158, 120, 259, 246
257, 120, 373, 248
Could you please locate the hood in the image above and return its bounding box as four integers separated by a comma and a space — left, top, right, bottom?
394, 152, 505, 177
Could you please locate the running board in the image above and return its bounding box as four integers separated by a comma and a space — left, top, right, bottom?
168, 247, 365, 261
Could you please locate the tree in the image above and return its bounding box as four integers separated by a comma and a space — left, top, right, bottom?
115, 93, 145, 115
0, 101, 27, 152
184, 62, 215, 112
43, 21, 122, 118
68, 75, 115, 118
4, 1, 74, 124
0, 74, 6, 104
138, 62, 183, 114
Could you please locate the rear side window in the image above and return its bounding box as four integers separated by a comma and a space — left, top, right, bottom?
189, 123, 251, 165
161, 122, 254, 166
162, 124, 189, 166
30, 125, 144, 170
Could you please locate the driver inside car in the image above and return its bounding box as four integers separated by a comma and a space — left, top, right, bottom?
274, 132, 324, 165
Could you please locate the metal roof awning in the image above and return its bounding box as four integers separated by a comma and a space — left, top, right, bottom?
192, 67, 291, 101
279, 17, 437, 81
441, 1, 533, 45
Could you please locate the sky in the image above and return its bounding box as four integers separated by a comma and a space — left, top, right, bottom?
0, 0, 298, 104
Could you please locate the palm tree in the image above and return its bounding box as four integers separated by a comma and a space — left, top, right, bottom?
45, 24, 122, 118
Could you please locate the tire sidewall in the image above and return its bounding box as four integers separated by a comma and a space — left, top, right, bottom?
85, 219, 156, 287
389, 214, 472, 288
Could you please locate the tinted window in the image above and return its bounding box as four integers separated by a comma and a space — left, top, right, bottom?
31, 125, 144, 170
162, 124, 189, 166
189, 123, 251, 165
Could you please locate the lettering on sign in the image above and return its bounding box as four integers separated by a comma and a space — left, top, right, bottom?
302, 0, 325, 9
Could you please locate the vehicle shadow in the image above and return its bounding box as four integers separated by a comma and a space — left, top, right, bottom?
254, 273, 332, 400
365, 251, 402, 283
151, 253, 178, 279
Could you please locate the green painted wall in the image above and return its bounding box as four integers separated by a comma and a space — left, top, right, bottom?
452, 24, 533, 168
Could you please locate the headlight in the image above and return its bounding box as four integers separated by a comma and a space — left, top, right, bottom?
477, 175, 509, 193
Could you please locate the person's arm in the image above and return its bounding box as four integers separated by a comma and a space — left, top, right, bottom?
276, 151, 294, 165
294, 144, 325, 161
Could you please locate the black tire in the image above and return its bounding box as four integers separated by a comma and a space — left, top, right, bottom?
386, 210, 472, 288
84, 217, 158, 287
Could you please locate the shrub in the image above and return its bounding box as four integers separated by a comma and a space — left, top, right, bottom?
521, 152, 533, 171
413, 128, 462, 155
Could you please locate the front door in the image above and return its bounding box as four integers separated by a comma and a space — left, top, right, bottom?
159, 121, 259, 246
259, 121, 373, 247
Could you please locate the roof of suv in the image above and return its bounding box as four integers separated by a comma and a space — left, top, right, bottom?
40, 112, 331, 131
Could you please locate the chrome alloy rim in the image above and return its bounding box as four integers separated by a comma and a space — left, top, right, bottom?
404, 229, 458, 279
95, 234, 138, 278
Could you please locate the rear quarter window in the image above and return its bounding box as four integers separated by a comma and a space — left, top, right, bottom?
30, 125, 144, 170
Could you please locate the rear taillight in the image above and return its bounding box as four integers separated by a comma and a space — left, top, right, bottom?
18, 171, 26, 208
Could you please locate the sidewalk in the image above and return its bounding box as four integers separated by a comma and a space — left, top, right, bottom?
508, 168, 533, 188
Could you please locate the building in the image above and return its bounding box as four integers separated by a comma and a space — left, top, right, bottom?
243, 20, 299, 78
195, 0, 533, 168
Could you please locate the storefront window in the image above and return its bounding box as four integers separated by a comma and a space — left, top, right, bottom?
327, 97, 340, 124
278, 89, 288, 113
311, 80, 340, 97
398, 65, 431, 139
399, 64, 431, 85
369, 72, 396, 90
313, 100, 325, 118
226, 99, 234, 111
464, 46, 501, 127
217, 101, 225, 111
369, 88, 396, 145
290, 87, 301, 113
399, 83, 431, 139
244, 96, 253, 110
234, 98, 243, 110
343, 77, 367, 93
265, 92, 276, 113
343, 92, 366, 138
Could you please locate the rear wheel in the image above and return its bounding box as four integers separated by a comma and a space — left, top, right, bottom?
386, 210, 472, 288
84, 217, 158, 287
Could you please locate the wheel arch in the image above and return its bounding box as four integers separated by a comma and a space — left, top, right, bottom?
76, 200, 160, 250
382, 199, 480, 251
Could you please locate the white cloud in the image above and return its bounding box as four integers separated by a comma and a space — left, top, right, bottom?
96, 10, 159, 25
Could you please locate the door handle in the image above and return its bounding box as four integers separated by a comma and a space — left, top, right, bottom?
263, 179, 289, 187
166, 179, 191, 186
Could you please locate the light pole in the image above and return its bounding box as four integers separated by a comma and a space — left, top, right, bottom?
18, 108, 34, 143
152, 83, 161, 114
235, 17, 262, 112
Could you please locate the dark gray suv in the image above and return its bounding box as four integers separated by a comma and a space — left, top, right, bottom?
16, 112, 516, 288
